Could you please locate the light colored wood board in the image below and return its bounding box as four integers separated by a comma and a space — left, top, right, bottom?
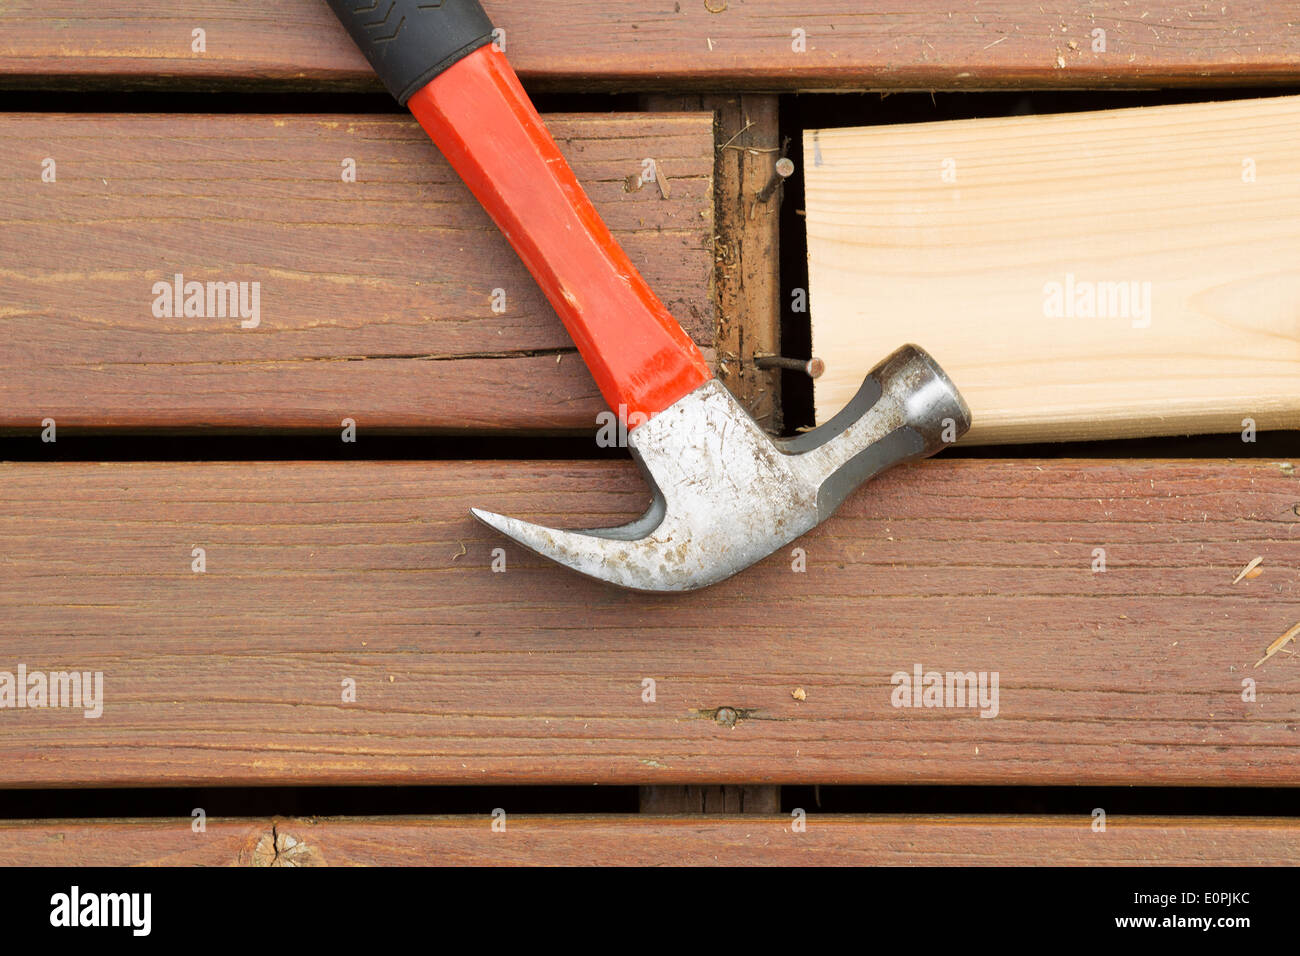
3, 815, 1297, 866
806, 95, 1300, 444
0, 112, 714, 432
3, 2, 1300, 90
0, 459, 1297, 788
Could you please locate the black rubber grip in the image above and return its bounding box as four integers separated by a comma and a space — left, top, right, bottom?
327, 0, 495, 104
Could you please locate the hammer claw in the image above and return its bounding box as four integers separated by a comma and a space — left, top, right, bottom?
470, 346, 971, 592
470, 504, 681, 593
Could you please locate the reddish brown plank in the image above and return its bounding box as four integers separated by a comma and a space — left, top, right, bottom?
2, 2, 1298, 90
0, 819, 264, 867
3, 815, 1296, 866
0, 113, 714, 432
0, 459, 1296, 788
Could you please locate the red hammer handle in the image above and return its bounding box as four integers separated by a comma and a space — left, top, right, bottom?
326, 1, 713, 421
408, 48, 713, 419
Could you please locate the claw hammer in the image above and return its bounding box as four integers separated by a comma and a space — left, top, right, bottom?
326, 0, 972, 592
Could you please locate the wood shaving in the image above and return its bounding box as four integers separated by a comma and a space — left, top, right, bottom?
655, 160, 672, 200
1255, 622, 1300, 668
1232, 556, 1262, 584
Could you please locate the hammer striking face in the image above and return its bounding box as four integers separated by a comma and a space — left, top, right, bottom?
326, 0, 973, 592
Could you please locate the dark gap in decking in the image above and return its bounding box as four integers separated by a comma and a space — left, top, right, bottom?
0, 785, 1295, 819
0, 433, 627, 462
949, 431, 1300, 458
776, 88, 812, 439
0, 431, 1295, 462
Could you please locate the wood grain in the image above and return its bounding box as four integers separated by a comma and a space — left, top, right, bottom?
0, 458, 1297, 789
3, 815, 1297, 866
807, 95, 1300, 443
3, 2, 1299, 90
0, 113, 714, 432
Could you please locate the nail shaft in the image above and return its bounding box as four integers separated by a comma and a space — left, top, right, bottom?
755, 355, 824, 378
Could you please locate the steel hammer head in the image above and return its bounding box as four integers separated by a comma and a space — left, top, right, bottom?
472, 345, 971, 592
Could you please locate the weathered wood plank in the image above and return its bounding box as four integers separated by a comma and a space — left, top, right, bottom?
0, 459, 1296, 788
3, 815, 1297, 866
0, 819, 264, 867
643, 94, 784, 432
3, 2, 1298, 90
807, 94, 1300, 443
0, 113, 714, 432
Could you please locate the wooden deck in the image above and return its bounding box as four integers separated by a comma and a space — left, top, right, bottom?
0, 1, 1296, 866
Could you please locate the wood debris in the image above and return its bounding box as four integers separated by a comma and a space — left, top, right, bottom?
1255, 623, 1300, 668
1232, 556, 1262, 584
655, 160, 672, 199
792, 687, 807, 701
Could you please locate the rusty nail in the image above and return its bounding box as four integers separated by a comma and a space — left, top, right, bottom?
755, 354, 824, 378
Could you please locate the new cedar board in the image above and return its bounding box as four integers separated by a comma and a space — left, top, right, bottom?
807, 94, 1300, 443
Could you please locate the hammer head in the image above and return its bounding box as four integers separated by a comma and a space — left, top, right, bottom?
472, 345, 970, 592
